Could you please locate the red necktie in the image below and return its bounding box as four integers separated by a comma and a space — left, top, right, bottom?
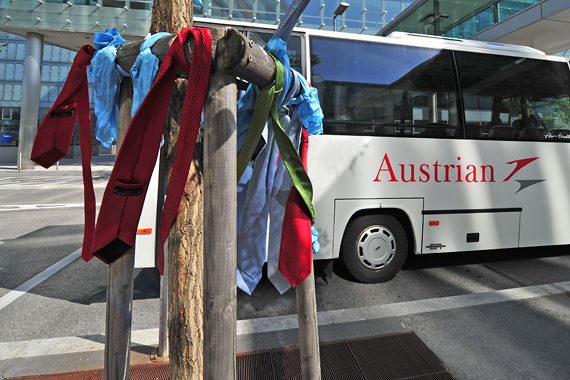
90, 27, 211, 274
278, 128, 312, 287
30, 45, 97, 262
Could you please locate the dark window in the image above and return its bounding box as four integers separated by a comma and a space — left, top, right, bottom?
455, 51, 570, 142
310, 36, 461, 138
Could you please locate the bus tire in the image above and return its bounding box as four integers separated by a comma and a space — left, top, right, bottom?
340, 214, 408, 283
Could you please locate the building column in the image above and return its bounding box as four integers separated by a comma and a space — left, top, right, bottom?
17, 32, 43, 170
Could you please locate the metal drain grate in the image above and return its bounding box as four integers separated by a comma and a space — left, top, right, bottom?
7, 363, 170, 380
8, 331, 459, 380
236, 331, 460, 380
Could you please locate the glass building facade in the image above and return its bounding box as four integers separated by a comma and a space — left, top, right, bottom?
379, 0, 543, 39
443, 0, 541, 39
0, 0, 415, 150
0, 32, 81, 145
0, 0, 558, 154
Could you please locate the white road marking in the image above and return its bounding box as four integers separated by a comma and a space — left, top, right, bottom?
1, 280, 569, 359
0, 204, 101, 211
0, 248, 81, 312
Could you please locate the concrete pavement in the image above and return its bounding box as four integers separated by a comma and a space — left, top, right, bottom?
1, 153, 570, 379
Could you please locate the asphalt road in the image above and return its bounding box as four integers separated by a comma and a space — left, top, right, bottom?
1, 154, 570, 379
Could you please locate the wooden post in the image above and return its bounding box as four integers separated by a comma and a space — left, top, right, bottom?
296, 269, 321, 380
104, 79, 135, 380
202, 28, 238, 380
223, 28, 321, 380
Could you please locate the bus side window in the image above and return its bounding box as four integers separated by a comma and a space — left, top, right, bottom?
309, 36, 461, 139
455, 51, 570, 142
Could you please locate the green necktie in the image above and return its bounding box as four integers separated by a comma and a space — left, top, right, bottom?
236, 53, 315, 222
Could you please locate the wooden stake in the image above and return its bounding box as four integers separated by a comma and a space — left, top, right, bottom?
104, 78, 134, 380
202, 28, 238, 380
296, 268, 321, 380
223, 28, 321, 380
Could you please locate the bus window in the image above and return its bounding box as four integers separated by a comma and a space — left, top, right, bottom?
309, 36, 461, 138
455, 51, 570, 142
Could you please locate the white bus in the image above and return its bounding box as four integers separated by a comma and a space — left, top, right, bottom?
197, 19, 570, 283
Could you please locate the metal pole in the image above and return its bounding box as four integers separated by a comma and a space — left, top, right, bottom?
434, 0, 440, 35
157, 240, 169, 359
18, 32, 43, 171
156, 153, 169, 360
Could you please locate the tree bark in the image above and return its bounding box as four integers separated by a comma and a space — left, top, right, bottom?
162, 79, 204, 380
149, 1, 204, 379
150, 0, 194, 35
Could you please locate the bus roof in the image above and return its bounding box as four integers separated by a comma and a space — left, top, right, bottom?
192, 17, 569, 62
385, 32, 546, 56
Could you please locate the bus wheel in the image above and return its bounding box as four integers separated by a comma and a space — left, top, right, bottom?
341, 214, 408, 283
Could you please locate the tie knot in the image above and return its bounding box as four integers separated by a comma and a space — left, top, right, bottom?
76, 45, 95, 68
171, 28, 195, 73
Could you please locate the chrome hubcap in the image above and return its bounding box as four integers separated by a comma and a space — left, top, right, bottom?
356, 225, 395, 269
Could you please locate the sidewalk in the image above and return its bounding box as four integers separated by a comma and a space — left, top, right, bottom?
4, 331, 460, 380
2, 281, 570, 379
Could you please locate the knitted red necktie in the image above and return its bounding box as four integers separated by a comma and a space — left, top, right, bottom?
30, 45, 97, 262
278, 128, 312, 287
90, 27, 211, 274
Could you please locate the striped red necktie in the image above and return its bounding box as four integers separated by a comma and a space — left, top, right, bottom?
30, 45, 97, 262
90, 27, 212, 274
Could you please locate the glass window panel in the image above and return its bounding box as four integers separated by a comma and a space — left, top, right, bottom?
310, 36, 460, 138
106, 0, 126, 8
44, 45, 52, 61
2, 108, 11, 119
42, 65, 51, 81
232, 0, 253, 19
7, 43, 16, 59
13, 85, 21, 102
40, 85, 50, 101
52, 47, 61, 61
12, 107, 20, 120
38, 108, 49, 121
50, 65, 59, 81
0, 62, 5, 77
14, 63, 23, 80
16, 43, 25, 59
60, 65, 70, 81
59, 49, 68, 61
455, 51, 570, 141
4, 84, 13, 100
130, 0, 152, 10
48, 85, 59, 102
5, 63, 14, 79
302, 0, 323, 27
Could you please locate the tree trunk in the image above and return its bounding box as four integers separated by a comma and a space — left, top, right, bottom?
150, 0, 194, 35
149, 2, 204, 379
162, 79, 204, 380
